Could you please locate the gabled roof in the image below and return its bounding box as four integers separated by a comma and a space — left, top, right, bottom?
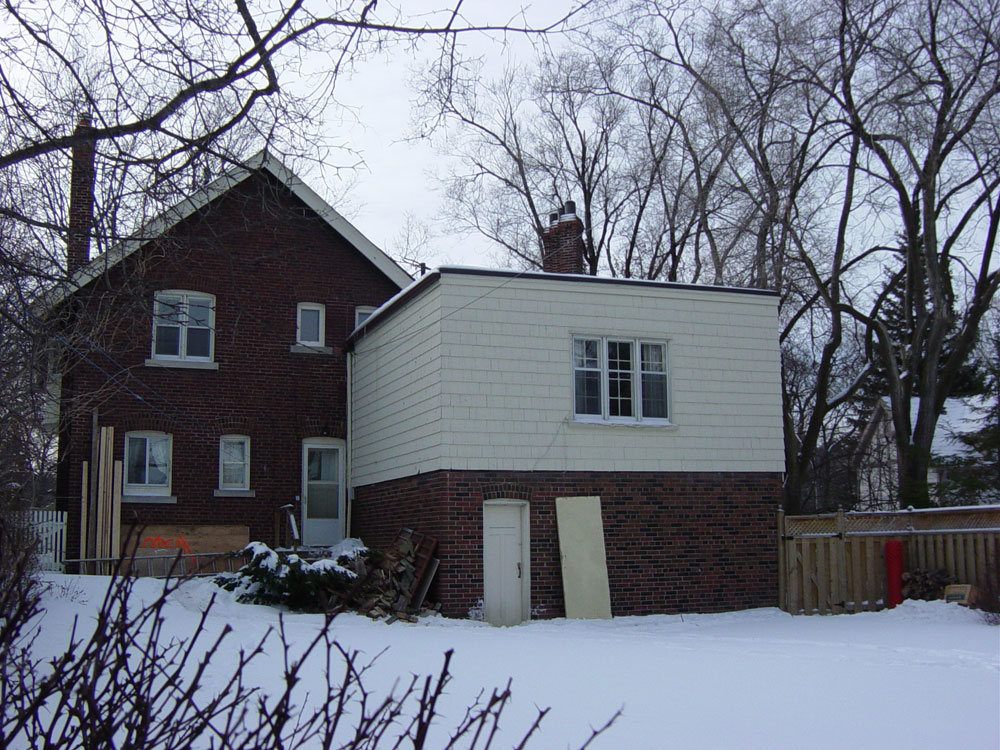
46, 151, 411, 307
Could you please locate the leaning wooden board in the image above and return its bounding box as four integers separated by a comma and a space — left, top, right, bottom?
555, 496, 612, 619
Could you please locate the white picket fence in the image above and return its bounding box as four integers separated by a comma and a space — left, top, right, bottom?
20, 509, 68, 572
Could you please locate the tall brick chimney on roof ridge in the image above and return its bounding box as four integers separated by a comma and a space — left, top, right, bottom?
67, 116, 96, 274
541, 200, 585, 274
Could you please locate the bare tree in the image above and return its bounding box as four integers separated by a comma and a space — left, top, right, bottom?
424, 45, 725, 279
430, 0, 999, 510
828, 0, 1000, 506
623, 0, 999, 508
0, 1, 597, 524
520, 0, 867, 510
1, 1, 598, 287
389, 212, 436, 276
0, 537, 618, 748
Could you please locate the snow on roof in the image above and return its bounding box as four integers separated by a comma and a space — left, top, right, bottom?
931, 396, 992, 457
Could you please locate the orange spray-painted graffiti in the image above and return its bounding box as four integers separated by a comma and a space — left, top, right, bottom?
140, 534, 193, 555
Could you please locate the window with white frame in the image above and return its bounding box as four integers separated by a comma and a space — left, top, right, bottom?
218, 435, 250, 490
355, 306, 377, 328
296, 303, 325, 346
152, 291, 214, 361
573, 337, 670, 423
124, 432, 172, 495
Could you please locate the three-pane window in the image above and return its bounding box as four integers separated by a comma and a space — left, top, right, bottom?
573, 337, 669, 423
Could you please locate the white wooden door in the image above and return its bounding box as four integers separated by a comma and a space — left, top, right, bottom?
483, 502, 528, 626
301, 439, 344, 546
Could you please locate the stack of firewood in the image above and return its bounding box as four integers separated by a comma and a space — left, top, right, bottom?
901, 568, 956, 600
341, 533, 438, 622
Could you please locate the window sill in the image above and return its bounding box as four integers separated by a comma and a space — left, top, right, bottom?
145, 359, 219, 370
289, 344, 333, 355
214, 489, 256, 498
568, 418, 677, 430
122, 494, 177, 504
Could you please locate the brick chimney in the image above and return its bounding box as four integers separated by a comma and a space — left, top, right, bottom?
541, 201, 585, 274
67, 116, 96, 273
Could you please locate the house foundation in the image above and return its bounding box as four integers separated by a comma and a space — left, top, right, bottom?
352, 469, 781, 619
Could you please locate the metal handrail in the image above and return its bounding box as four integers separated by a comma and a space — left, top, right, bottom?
63, 551, 244, 578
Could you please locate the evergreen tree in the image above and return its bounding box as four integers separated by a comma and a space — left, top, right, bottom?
856, 256, 986, 419
931, 322, 1000, 505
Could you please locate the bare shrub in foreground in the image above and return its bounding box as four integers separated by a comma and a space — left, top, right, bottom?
0, 544, 617, 748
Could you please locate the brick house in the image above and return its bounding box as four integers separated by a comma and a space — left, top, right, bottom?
52, 149, 410, 560
53, 144, 784, 623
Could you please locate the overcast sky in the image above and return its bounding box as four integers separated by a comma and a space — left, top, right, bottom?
295, 1, 582, 272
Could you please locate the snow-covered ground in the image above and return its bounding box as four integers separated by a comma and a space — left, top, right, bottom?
28, 574, 1000, 749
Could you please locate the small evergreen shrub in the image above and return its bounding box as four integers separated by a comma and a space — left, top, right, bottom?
216, 541, 367, 612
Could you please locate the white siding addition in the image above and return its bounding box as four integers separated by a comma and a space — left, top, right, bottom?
350, 269, 784, 486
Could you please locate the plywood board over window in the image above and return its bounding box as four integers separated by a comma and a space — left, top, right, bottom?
555, 496, 612, 619
127, 525, 250, 557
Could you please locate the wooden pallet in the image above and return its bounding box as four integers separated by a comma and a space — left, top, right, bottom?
341, 528, 438, 618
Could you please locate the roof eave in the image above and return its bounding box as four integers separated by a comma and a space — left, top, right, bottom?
42, 151, 411, 311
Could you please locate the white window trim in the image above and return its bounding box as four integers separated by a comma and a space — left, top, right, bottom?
149, 290, 215, 364
123, 431, 174, 500
572, 336, 671, 425
296, 302, 326, 346
355, 306, 377, 328
217, 435, 251, 492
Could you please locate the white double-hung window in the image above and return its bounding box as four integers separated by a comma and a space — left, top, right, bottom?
573, 337, 669, 423
152, 291, 214, 362
124, 431, 172, 497
219, 435, 250, 490
296, 303, 325, 346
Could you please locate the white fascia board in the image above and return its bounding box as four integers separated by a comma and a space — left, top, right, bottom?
44, 151, 410, 310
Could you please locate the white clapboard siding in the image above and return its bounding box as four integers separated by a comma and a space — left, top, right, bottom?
350, 270, 784, 487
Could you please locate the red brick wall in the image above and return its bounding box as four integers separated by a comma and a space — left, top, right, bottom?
353, 469, 781, 618
541, 213, 585, 274
56, 171, 402, 558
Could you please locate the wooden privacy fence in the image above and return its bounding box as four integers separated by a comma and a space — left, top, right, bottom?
778, 506, 1000, 615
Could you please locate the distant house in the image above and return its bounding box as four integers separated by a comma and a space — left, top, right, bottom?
51, 133, 786, 623
853, 397, 994, 508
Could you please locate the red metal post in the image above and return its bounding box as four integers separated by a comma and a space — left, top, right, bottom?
885, 540, 904, 608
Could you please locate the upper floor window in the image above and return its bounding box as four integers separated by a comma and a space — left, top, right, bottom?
297, 303, 325, 346
152, 291, 214, 362
355, 306, 377, 328
573, 337, 669, 423
124, 431, 172, 496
